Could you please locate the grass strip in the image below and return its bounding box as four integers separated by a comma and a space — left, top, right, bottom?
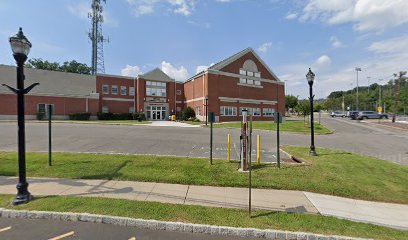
0, 194, 405, 240
0, 147, 407, 204
213, 120, 332, 134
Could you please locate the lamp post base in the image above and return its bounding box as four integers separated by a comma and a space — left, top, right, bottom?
13, 183, 33, 205
309, 147, 317, 156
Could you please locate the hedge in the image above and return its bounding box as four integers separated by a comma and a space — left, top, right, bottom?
69, 112, 91, 121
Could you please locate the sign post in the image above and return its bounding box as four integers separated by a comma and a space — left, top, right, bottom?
274, 112, 282, 168
209, 112, 215, 165
248, 114, 253, 217
241, 110, 248, 171
48, 104, 52, 167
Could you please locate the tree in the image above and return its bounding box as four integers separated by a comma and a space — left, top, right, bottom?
26, 58, 91, 75
181, 107, 196, 120
285, 95, 298, 110
294, 100, 311, 123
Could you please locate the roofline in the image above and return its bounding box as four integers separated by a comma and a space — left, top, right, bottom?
96, 73, 136, 80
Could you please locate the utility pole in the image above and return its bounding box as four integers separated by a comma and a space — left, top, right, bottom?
355, 67, 362, 111
367, 76, 371, 95
393, 71, 407, 122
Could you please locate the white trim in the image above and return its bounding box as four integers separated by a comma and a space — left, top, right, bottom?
208, 69, 284, 85
176, 101, 183, 104
237, 83, 264, 88
185, 97, 205, 103
103, 97, 134, 102
97, 73, 136, 80
219, 97, 277, 105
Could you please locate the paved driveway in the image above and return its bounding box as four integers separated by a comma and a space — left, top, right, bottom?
0, 116, 406, 165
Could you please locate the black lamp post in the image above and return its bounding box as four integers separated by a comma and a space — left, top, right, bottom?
2, 28, 38, 205
306, 68, 317, 156
205, 95, 208, 126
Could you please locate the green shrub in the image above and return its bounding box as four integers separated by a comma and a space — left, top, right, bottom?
69, 112, 91, 121
181, 107, 195, 120
193, 118, 201, 122
36, 112, 45, 120
97, 112, 113, 120
132, 112, 146, 122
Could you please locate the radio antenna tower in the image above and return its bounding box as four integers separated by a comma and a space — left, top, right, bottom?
88, 0, 109, 75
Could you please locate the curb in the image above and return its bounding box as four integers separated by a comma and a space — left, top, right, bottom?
0, 208, 370, 240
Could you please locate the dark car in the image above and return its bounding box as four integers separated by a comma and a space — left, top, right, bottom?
356, 111, 388, 120
348, 111, 359, 120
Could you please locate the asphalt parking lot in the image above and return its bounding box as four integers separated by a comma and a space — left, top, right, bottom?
0, 217, 257, 240
0, 115, 406, 165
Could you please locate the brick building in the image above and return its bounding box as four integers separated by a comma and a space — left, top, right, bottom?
0, 48, 284, 122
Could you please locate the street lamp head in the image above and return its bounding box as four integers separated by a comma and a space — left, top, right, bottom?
242, 109, 248, 117
306, 68, 315, 85
9, 28, 32, 57
205, 95, 208, 100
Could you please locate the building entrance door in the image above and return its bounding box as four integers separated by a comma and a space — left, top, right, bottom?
148, 106, 167, 120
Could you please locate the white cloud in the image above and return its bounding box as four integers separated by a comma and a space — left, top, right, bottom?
161, 61, 189, 80
215, 0, 231, 2
285, 12, 298, 20
330, 36, 343, 48
299, 0, 408, 32
368, 35, 408, 54
258, 42, 272, 53
127, 0, 195, 17
315, 55, 331, 68
195, 63, 214, 74
121, 65, 142, 77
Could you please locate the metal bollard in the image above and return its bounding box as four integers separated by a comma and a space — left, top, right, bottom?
257, 135, 260, 164
227, 134, 231, 162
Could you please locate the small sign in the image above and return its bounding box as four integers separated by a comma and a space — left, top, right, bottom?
274, 112, 282, 123
209, 112, 215, 123
377, 106, 383, 113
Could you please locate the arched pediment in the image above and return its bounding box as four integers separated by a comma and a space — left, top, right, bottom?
242, 60, 258, 72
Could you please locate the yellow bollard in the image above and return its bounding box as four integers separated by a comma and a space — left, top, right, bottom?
227, 134, 231, 162
257, 135, 261, 164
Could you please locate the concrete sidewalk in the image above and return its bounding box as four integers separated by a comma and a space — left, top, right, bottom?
1, 176, 407, 230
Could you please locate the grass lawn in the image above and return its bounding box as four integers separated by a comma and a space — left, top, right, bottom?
52, 120, 151, 125
180, 121, 203, 125
0, 147, 407, 204
213, 120, 332, 134
0, 195, 405, 240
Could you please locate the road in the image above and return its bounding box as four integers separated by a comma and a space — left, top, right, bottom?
0, 218, 258, 240
0, 116, 406, 165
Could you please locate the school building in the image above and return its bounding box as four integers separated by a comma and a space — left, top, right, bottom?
0, 48, 285, 122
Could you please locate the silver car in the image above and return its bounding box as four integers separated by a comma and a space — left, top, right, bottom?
356, 111, 388, 120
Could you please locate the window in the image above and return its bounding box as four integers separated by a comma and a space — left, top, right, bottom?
253, 108, 261, 116
247, 79, 254, 85
38, 104, 46, 113
102, 106, 109, 113
176, 90, 182, 95
220, 106, 237, 116
146, 87, 166, 97
247, 71, 254, 77
146, 81, 152, 86
239, 107, 261, 116
111, 85, 118, 95
263, 108, 275, 116
102, 85, 109, 94
254, 80, 261, 86
240, 78, 247, 84
240, 69, 247, 75
129, 87, 135, 96
254, 72, 261, 78
121, 86, 127, 96
196, 106, 201, 116
152, 81, 157, 86
129, 107, 135, 113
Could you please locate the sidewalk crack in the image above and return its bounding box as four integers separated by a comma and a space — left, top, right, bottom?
183, 185, 190, 204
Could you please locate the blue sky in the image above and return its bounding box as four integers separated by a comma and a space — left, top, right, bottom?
1, 0, 408, 98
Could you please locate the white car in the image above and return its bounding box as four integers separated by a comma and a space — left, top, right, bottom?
330, 111, 345, 117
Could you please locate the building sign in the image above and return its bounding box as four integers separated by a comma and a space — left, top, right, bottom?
146, 97, 166, 103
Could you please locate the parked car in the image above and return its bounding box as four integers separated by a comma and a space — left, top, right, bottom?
356, 111, 388, 120
330, 111, 345, 117
348, 111, 359, 119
